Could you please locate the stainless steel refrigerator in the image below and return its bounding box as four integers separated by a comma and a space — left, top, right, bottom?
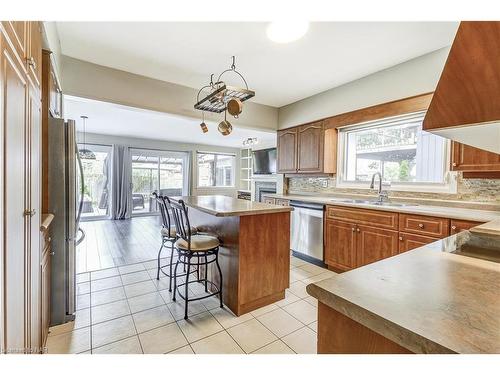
48, 118, 85, 325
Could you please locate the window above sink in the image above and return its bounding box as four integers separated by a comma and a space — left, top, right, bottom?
336, 111, 457, 194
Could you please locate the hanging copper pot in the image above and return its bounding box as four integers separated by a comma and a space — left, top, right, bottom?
227, 98, 243, 118
218, 111, 233, 136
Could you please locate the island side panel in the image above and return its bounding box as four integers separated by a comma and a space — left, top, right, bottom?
317, 302, 412, 354
238, 211, 290, 315
184, 207, 241, 315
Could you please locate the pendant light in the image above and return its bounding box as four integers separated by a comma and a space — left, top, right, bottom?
79, 115, 96, 160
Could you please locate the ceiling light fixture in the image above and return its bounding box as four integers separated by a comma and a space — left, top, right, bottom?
266, 21, 309, 43
79, 116, 96, 160
242, 138, 258, 147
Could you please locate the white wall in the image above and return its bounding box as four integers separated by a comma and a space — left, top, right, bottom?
62, 56, 278, 132
80, 132, 242, 198
41, 22, 63, 83
278, 47, 450, 129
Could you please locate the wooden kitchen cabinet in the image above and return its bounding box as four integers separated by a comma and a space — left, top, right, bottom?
399, 213, 449, 238
325, 219, 357, 271
27, 22, 42, 88
1, 21, 28, 64
450, 219, 485, 235
277, 128, 298, 173
277, 120, 337, 174
297, 122, 325, 173
398, 232, 437, 253
40, 233, 51, 348
356, 225, 399, 267
450, 141, 500, 173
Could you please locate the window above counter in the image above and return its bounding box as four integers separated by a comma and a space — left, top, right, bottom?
336, 111, 456, 193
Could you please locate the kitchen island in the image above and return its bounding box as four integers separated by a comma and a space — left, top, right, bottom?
172, 195, 293, 316
307, 230, 500, 353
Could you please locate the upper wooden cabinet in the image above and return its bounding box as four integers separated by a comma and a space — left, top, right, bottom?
1, 21, 28, 64
27, 22, 42, 88
297, 122, 324, 172
451, 142, 500, 172
277, 128, 298, 173
277, 120, 337, 174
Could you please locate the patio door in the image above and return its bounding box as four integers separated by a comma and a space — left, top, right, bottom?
78, 144, 112, 220
130, 148, 189, 215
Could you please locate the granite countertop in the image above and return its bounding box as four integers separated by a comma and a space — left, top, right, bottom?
307, 231, 500, 353
172, 195, 293, 217
265, 193, 500, 222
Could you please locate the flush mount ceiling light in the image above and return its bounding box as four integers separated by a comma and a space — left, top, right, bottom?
266, 21, 309, 43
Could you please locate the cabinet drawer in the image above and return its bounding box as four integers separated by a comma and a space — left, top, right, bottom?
399, 214, 449, 238
326, 205, 398, 230
450, 219, 484, 235
275, 199, 290, 206
398, 232, 437, 253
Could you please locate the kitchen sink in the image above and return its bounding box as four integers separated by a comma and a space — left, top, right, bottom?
333, 199, 417, 207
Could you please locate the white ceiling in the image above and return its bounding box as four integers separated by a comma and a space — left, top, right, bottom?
64, 96, 276, 148
56, 22, 459, 107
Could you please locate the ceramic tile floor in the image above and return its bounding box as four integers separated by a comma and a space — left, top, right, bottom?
46, 255, 336, 354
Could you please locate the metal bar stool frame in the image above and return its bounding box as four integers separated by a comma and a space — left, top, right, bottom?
153, 192, 197, 292
166, 198, 224, 320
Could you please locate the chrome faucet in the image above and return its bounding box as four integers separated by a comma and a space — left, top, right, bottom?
370, 172, 388, 202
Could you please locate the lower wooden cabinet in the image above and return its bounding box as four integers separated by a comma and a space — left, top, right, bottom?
356, 225, 399, 267
41, 246, 51, 348
323, 205, 470, 272
398, 232, 437, 253
325, 219, 357, 271
450, 219, 484, 234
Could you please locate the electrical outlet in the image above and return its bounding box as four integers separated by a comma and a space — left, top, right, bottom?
322, 180, 328, 188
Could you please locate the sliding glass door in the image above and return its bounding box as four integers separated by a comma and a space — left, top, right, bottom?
130, 149, 189, 215
78, 144, 112, 220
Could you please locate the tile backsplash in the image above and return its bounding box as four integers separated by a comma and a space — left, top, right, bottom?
287, 174, 500, 203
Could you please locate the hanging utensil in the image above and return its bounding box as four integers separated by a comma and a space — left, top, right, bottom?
218, 110, 233, 136
227, 98, 243, 118
199, 111, 208, 133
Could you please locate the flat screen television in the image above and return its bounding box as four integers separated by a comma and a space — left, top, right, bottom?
252, 148, 277, 174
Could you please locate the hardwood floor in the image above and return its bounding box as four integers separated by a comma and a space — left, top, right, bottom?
77, 216, 163, 273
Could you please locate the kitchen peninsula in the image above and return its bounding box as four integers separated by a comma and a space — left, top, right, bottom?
172, 195, 293, 316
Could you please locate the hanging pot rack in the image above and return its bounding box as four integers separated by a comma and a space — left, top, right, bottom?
194, 56, 255, 114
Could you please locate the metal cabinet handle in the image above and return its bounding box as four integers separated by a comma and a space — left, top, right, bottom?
351, 227, 355, 232
356, 228, 360, 233
418, 223, 424, 228
452, 162, 457, 167
24, 209, 36, 217
27, 57, 36, 70
399, 236, 403, 241
451, 225, 457, 231
50, 252, 55, 256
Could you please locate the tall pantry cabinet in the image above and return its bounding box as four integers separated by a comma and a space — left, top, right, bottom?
1, 21, 43, 353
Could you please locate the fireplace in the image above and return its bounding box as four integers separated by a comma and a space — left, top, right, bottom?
254, 181, 277, 202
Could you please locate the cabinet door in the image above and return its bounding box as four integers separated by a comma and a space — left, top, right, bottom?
398, 232, 437, 253
450, 219, 484, 235
1, 21, 28, 64
451, 141, 500, 172
356, 225, 399, 267
324, 219, 356, 271
297, 122, 324, 173
27, 21, 42, 89
1, 31, 29, 351
28, 80, 42, 350
277, 128, 298, 173
41, 247, 51, 347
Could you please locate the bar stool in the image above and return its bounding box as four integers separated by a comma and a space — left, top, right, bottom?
152, 192, 197, 292
166, 198, 224, 320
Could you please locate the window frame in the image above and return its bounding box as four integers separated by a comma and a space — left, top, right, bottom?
196, 151, 237, 189
336, 111, 457, 194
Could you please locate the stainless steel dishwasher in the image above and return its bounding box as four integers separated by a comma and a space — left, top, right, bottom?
290, 200, 325, 266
